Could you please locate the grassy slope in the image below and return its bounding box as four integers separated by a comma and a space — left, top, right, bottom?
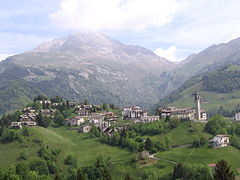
156, 146, 240, 170
146, 122, 210, 146
169, 85, 240, 112
0, 126, 173, 179
160, 65, 240, 113
2, 122, 239, 178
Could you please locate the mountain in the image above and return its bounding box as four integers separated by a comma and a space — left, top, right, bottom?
176, 37, 240, 77
158, 64, 240, 116
0, 31, 181, 114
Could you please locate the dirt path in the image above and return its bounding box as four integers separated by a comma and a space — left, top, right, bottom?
149, 154, 178, 164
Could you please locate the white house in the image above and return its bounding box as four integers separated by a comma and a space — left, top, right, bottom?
122, 106, 147, 119
10, 122, 22, 129
235, 112, 240, 121
81, 125, 92, 133
210, 134, 229, 148
69, 116, 85, 126
141, 116, 160, 122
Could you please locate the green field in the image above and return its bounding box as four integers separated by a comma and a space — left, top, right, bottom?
168, 82, 240, 113
0, 126, 175, 179
144, 121, 210, 146
156, 146, 240, 170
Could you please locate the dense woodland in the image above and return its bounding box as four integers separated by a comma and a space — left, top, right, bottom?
203, 68, 240, 93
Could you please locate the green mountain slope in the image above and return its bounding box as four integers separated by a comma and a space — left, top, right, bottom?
159, 65, 240, 114
0, 80, 41, 114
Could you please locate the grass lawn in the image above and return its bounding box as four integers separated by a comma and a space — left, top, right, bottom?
156, 145, 240, 170
0, 141, 40, 169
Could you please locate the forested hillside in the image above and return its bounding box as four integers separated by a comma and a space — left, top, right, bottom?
158, 65, 240, 116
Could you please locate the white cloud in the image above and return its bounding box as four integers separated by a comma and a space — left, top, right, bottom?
50, 0, 180, 31
154, 46, 177, 62
0, 54, 12, 61
153, 0, 240, 50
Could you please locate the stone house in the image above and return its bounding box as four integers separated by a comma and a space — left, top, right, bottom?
210, 134, 229, 148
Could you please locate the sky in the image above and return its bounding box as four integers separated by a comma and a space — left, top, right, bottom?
1, 0, 240, 62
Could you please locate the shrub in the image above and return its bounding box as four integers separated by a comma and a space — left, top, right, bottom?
64, 155, 77, 168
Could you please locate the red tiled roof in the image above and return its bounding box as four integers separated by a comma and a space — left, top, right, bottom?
208, 163, 216, 167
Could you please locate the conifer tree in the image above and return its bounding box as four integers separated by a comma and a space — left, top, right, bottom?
213, 159, 235, 180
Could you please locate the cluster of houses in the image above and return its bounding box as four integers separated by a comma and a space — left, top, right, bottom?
122, 105, 160, 123
10, 107, 38, 129
159, 93, 207, 121
65, 104, 119, 135
8, 94, 232, 148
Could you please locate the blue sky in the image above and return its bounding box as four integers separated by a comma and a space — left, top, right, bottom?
1, 0, 240, 62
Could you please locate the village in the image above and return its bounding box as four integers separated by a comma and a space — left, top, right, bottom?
7, 93, 234, 149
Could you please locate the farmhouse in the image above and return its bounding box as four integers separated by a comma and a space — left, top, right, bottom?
210, 134, 229, 148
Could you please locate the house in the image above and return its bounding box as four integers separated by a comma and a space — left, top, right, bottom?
139, 151, 150, 159
68, 116, 85, 126
159, 107, 195, 121
141, 116, 160, 122
24, 121, 37, 126
40, 109, 55, 116
23, 107, 35, 113
76, 108, 90, 116
81, 125, 92, 133
235, 112, 240, 121
83, 105, 93, 110
37, 100, 51, 105
159, 93, 207, 121
68, 101, 77, 107
90, 113, 105, 122
10, 122, 22, 129
20, 115, 31, 122
210, 134, 229, 148
122, 106, 147, 119
201, 110, 207, 120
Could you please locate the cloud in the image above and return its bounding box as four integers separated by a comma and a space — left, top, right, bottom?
50, 0, 180, 31
152, 0, 240, 51
0, 54, 12, 61
154, 46, 177, 62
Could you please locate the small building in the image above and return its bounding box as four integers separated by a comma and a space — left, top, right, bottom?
210, 134, 229, 148
24, 121, 37, 126
139, 151, 150, 159
235, 112, 240, 121
10, 122, 22, 129
81, 125, 92, 133
159, 107, 195, 121
20, 115, 32, 122
68, 116, 85, 126
200, 110, 207, 120
122, 106, 147, 119
141, 116, 160, 122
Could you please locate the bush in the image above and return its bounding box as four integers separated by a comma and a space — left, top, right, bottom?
1, 129, 22, 143
18, 151, 28, 161
64, 155, 77, 168
150, 147, 157, 154
29, 157, 49, 175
